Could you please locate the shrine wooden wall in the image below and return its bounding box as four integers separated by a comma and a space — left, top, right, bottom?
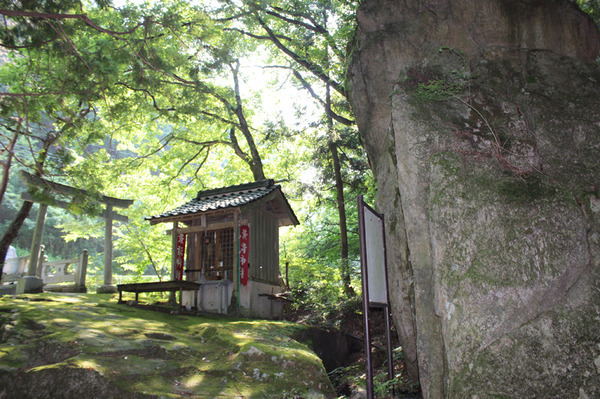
248, 208, 279, 285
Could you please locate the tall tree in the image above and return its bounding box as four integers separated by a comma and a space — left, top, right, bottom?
0, 0, 300, 272
219, 0, 363, 296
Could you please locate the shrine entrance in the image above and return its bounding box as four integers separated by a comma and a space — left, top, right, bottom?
185, 228, 235, 282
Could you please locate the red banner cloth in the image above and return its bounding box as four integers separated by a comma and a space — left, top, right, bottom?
240, 225, 249, 286
175, 233, 186, 281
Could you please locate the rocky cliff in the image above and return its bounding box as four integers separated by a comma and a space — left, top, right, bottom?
348, 1, 600, 397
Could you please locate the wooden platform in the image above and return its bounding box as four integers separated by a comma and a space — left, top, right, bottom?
117, 280, 201, 309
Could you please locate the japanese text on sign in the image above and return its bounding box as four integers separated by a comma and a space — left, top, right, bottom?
240, 225, 249, 286
175, 233, 186, 281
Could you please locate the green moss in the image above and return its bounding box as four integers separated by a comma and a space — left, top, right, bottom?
497, 174, 557, 202
414, 79, 464, 101
431, 152, 462, 174
389, 214, 398, 233
0, 294, 335, 398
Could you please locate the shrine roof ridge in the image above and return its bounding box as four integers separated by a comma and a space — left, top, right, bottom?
195, 179, 274, 199
145, 179, 295, 223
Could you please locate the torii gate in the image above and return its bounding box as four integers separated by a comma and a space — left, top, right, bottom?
18, 171, 133, 294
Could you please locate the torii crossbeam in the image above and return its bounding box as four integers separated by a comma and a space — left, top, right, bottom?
19, 171, 133, 293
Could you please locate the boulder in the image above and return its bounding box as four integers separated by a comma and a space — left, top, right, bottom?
349, 0, 600, 397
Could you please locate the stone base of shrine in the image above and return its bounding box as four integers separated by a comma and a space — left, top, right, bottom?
181, 279, 289, 320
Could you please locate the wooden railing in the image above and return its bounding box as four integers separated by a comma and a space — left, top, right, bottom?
1, 250, 88, 293
1, 256, 29, 284
39, 249, 88, 292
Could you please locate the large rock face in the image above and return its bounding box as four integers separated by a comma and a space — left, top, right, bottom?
348, 1, 600, 398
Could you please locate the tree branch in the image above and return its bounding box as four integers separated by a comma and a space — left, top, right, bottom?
115, 82, 176, 111
291, 70, 354, 126
194, 147, 212, 180
224, 27, 292, 42
171, 137, 230, 147
265, 6, 346, 61
254, 14, 347, 99
0, 91, 96, 97
265, 9, 326, 34
0, 10, 144, 36
229, 60, 265, 180
169, 146, 208, 184
228, 126, 249, 164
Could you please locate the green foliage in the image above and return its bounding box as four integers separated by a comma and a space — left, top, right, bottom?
328, 345, 420, 398
0, 294, 335, 397
0, 0, 374, 311
0, 0, 84, 49
281, 167, 374, 320
414, 79, 465, 101
372, 347, 420, 397
576, 0, 600, 28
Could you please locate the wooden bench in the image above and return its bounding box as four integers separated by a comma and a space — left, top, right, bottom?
117, 280, 201, 310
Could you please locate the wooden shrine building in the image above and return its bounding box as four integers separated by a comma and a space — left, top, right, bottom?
145, 179, 298, 319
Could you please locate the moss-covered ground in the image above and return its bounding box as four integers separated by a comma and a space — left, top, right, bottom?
0, 293, 335, 399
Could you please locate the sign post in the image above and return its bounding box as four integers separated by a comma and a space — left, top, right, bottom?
358, 195, 394, 398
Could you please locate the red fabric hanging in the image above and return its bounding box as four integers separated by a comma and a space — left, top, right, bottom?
175, 233, 186, 281
240, 226, 249, 286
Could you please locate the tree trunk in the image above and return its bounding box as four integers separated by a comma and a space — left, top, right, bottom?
0, 200, 33, 273
0, 134, 54, 273
322, 9, 354, 297
326, 78, 354, 297
230, 61, 266, 181
328, 140, 354, 297
0, 132, 18, 205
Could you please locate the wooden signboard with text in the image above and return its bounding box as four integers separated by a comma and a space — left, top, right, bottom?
358, 195, 394, 398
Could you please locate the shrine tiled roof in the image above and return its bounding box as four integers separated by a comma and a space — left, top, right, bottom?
145, 179, 288, 223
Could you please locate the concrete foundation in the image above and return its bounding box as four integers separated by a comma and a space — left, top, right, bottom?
97, 285, 118, 294
15, 276, 44, 294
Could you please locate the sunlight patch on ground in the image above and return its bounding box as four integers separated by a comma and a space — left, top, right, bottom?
182, 373, 204, 388
0, 293, 335, 397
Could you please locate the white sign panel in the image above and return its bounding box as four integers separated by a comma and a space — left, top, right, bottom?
363, 205, 388, 306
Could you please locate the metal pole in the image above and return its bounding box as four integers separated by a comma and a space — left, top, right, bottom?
385, 305, 394, 378
358, 195, 374, 399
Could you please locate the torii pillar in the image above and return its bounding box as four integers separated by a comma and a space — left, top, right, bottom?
97, 203, 125, 294
15, 202, 48, 294
97, 201, 134, 293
